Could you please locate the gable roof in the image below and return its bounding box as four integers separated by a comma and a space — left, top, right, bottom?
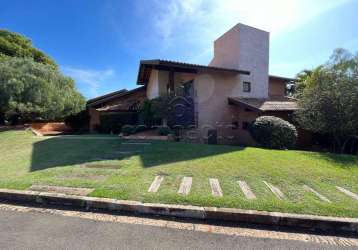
86, 86, 145, 107
137, 59, 250, 85
228, 96, 298, 112
86, 89, 127, 107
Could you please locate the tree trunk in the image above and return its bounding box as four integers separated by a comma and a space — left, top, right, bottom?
333, 136, 346, 154
339, 138, 350, 154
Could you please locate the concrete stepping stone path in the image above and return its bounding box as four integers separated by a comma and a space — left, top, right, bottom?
178, 177, 192, 195
148, 176, 164, 193
336, 186, 358, 201
209, 178, 223, 197
303, 185, 331, 203
238, 181, 256, 200
29, 185, 94, 196
263, 181, 285, 200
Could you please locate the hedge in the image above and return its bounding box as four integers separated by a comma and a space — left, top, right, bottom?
97, 112, 138, 134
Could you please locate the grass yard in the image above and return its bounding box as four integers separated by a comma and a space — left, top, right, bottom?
0, 130, 357, 218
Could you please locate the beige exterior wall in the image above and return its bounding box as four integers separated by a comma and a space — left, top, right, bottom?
193, 71, 259, 145
209, 23, 269, 99
147, 70, 160, 99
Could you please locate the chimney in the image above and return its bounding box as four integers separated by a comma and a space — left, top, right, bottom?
209, 23, 269, 98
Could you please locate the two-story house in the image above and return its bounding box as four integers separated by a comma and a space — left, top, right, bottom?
136, 23, 298, 145
88, 23, 301, 146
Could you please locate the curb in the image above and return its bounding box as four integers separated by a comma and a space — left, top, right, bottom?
0, 188, 357, 233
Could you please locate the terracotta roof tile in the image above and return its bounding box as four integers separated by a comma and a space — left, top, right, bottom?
228, 97, 298, 112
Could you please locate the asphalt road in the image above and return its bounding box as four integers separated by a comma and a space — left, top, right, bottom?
0, 207, 355, 250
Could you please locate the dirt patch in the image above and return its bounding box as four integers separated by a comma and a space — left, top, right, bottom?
28, 185, 94, 196
57, 173, 108, 181
156, 171, 170, 176
83, 163, 121, 169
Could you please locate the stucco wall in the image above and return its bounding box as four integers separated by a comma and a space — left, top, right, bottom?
193, 71, 260, 145
209, 23, 269, 99
147, 70, 160, 99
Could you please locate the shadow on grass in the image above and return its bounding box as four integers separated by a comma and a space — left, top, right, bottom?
298, 151, 358, 168
30, 135, 243, 171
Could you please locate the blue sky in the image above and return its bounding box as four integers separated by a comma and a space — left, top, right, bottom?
1, 0, 358, 99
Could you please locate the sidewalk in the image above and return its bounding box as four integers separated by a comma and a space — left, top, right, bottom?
0, 188, 357, 234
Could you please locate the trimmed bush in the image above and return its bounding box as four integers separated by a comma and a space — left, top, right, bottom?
133, 124, 149, 134
121, 125, 135, 135
250, 116, 297, 149
157, 126, 173, 136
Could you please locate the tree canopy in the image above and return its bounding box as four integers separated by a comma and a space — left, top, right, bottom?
0, 29, 57, 67
0, 57, 85, 124
295, 49, 358, 153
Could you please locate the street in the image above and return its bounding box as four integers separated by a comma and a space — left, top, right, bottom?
0, 203, 356, 249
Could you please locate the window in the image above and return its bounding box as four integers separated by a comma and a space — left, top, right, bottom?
243, 81, 251, 92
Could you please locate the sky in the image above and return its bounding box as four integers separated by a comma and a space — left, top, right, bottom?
1, 0, 358, 99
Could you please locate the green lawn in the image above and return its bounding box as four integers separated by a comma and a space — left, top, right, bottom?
0, 130, 357, 218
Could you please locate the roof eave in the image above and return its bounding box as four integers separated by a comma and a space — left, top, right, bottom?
228, 97, 263, 112
136, 59, 250, 85
228, 97, 299, 112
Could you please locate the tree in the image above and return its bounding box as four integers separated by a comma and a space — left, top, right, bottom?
0, 29, 57, 67
0, 57, 85, 124
295, 49, 358, 153
291, 70, 313, 98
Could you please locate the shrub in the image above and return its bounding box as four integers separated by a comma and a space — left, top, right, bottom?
157, 126, 173, 136
98, 112, 137, 134
133, 124, 148, 134
65, 110, 89, 133
121, 125, 135, 135
249, 116, 297, 149
97, 122, 121, 134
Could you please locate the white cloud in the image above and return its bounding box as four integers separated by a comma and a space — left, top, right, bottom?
144, 0, 352, 62
62, 67, 115, 98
